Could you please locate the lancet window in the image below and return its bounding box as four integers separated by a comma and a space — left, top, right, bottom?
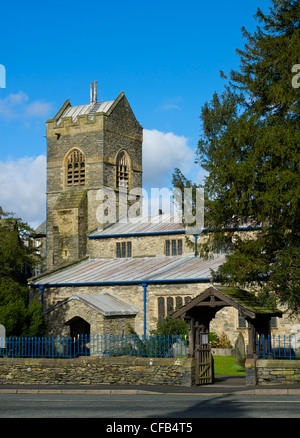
66, 149, 85, 187
117, 151, 129, 189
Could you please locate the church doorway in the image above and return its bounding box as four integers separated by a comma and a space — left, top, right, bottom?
68, 316, 90, 339
67, 316, 91, 355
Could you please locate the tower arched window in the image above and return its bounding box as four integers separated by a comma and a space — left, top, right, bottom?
116, 151, 129, 189
66, 149, 85, 187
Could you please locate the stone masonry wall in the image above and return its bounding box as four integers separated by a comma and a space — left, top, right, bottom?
34, 283, 210, 337
44, 298, 136, 337
87, 234, 194, 259
256, 359, 300, 386
0, 356, 194, 386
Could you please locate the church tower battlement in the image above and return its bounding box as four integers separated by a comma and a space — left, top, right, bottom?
45, 83, 143, 270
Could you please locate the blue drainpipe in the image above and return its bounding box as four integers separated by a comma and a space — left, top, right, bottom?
194, 234, 198, 257
142, 283, 148, 338
39, 285, 45, 309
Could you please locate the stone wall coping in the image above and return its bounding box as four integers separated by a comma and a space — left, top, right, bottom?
0, 356, 192, 367
256, 359, 300, 369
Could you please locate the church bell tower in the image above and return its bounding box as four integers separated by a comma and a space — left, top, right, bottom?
45, 83, 143, 270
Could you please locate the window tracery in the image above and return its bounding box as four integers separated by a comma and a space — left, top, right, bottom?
117, 151, 129, 189
66, 149, 85, 187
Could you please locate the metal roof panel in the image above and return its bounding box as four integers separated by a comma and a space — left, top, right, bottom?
31, 255, 226, 285
56, 101, 114, 124
89, 213, 185, 238
46, 292, 139, 316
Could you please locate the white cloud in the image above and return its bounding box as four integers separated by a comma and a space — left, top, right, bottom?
160, 103, 180, 111
0, 129, 197, 227
142, 129, 196, 217
194, 167, 207, 185
0, 91, 52, 121
0, 155, 46, 229
158, 96, 182, 112
142, 129, 195, 188
25, 101, 53, 118
0, 91, 28, 119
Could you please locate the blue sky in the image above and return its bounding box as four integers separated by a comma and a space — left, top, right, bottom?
0, 0, 272, 227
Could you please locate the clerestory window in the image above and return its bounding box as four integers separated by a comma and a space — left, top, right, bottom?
165, 239, 182, 256
116, 241, 132, 258
66, 149, 85, 187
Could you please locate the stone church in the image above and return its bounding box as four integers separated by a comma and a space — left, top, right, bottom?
29, 83, 296, 345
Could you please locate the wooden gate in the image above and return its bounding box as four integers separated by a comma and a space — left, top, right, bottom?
195, 343, 213, 385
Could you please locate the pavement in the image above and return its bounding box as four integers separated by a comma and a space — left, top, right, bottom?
1, 375, 300, 396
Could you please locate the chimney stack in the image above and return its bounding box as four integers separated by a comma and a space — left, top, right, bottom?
90, 81, 98, 103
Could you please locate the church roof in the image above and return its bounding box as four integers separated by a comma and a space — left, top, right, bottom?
88, 213, 263, 239
35, 220, 46, 236
56, 101, 114, 125
89, 213, 185, 238
45, 292, 138, 316
51, 87, 130, 126
30, 254, 226, 286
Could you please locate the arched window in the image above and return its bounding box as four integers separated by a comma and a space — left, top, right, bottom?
116, 151, 129, 189
66, 149, 85, 187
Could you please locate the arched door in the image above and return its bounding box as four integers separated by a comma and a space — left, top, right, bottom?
67, 316, 91, 356
68, 316, 90, 339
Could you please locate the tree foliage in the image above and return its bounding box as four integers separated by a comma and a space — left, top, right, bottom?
0, 207, 46, 336
151, 316, 188, 338
173, 0, 300, 313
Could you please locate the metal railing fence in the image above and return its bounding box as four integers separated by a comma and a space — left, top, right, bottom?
0, 334, 188, 359
255, 334, 299, 359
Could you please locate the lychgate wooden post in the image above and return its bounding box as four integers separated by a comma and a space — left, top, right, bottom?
247, 319, 256, 358
186, 317, 195, 357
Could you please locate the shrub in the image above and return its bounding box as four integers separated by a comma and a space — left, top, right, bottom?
209, 331, 232, 348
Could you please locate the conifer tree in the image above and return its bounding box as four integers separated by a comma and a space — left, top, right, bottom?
174, 0, 300, 312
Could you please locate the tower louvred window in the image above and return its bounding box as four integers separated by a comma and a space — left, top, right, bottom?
117, 151, 129, 188
67, 149, 85, 187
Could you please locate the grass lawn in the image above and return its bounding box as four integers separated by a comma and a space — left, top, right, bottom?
213, 355, 245, 376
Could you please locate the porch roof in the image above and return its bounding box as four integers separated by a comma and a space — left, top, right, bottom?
45, 292, 138, 316
172, 285, 283, 320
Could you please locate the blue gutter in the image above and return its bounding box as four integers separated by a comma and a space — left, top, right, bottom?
88, 226, 262, 239
30, 278, 212, 289
88, 230, 186, 239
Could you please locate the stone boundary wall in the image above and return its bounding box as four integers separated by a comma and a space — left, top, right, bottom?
256, 359, 300, 385
246, 358, 300, 386
0, 356, 194, 387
